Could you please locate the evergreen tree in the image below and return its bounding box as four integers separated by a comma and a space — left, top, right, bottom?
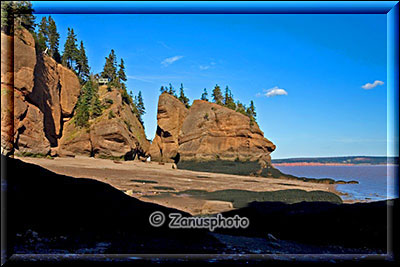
76, 41, 90, 82
235, 101, 247, 116
1, 1, 35, 34
135, 91, 145, 126
246, 100, 256, 124
47, 16, 60, 60
36, 34, 47, 53
16, 1, 35, 32
212, 84, 223, 105
90, 88, 103, 118
128, 90, 139, 115
117, 58, 127, 85
178, 83, 190, 108
1, 1, 14, 34
224, 86, 236, 110
74, 77, 103, 127
120, 83, 132, 105
168, 83, 175, 96
62, 28, 79, 69
101, 49, 117, 81
74, 95, 89, 128
201, 88, 208, 101
34, 16, 48, 52
160, 86, 167, 93
38, 17, 48, 40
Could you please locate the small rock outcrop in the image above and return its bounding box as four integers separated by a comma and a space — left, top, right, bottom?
148, 92, 188, 162
58, 86, 150, 160
178, 100, 276, 165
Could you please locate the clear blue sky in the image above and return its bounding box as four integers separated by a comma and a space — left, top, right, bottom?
32, 10, 392, 158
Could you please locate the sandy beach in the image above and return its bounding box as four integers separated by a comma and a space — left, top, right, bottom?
16, 156, 351, 215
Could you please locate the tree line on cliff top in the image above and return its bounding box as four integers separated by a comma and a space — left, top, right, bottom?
1, 1, 145, 128
161, 83, 257, 124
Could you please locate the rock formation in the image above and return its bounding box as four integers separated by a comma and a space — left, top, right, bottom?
1, 28, 16, 155
1, 28, 81, 156
149, 94, 276, 175
58, 86, 150, 160
178, 100, 276, 164
1, 28, 149, 159
148, 92, 188, 162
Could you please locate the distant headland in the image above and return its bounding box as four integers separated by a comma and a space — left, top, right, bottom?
272, 156, 398, 166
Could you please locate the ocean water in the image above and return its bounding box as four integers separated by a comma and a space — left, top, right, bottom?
274, 165, 399, 201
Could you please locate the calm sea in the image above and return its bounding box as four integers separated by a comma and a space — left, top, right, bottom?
274, 165, 399, 201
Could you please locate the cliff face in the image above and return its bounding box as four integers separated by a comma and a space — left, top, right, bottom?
149, 94, 276, 172
1, 28, 81, 156
148, 92, 188, 162
1, 28, 149, 159
59, 86, 150, 160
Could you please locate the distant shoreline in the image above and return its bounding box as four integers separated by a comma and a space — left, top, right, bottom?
273, 163, 397, 166
271, 156, 398, 166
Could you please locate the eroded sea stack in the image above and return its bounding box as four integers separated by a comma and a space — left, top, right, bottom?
149, 94, 276, 175
179, 100, 276, 162
148, 92, 188, 162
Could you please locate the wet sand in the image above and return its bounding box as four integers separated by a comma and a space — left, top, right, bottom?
17, 156, 350, 214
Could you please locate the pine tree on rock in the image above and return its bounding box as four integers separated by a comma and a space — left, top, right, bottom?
117, 58, 127, 85
16, 1, 35, 32
47, 16, 60, 61
236, 101, 247, 116
76, 40, 90, 82
135, 91, 145, 126
212, 84, 223, 105
168, 83, 176, 96
160, 86, 167, 93
74, 76, 103, 128
178, 83, 190, 108
246, 100, 257, 124
224, 86, 236, 110
128, 90, 139, 115
201, 88, 209, 101
1, 1, 35, 35
62, 28, 79, 69
101, 49, 117, 82
1, 1, 35, 34
36, 16, 48, 51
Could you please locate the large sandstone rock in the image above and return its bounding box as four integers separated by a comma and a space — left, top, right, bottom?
58, 64, 81, 117
149, 93, 188, 163
2, 29, 37, 155
59, 87, 150, 160
1, 32, 14, 155
13, 29, 36, 94
178, 100, 276, 165
2, 29, 38, 155
1, 28, 82, 155
28, 55, 62, 145
15, 103, 51, 155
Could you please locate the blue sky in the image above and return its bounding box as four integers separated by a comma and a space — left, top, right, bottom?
32, 10, 392, 158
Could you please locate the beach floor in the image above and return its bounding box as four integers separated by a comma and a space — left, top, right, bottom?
17, 156, 351, 215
